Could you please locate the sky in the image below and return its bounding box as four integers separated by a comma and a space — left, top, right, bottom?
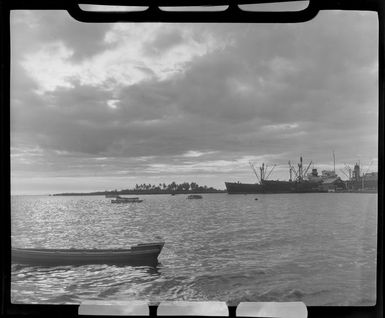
10, 9, 378, 195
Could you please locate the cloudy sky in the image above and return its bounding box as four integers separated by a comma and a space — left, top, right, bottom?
10, 9, 378, 194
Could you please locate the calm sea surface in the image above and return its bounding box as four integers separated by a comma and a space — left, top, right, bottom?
11, 193, 377, 305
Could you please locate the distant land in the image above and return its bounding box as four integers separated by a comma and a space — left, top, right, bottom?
52, 181, 226, 196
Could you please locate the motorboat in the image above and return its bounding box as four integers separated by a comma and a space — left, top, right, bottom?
12, 242, 165, 266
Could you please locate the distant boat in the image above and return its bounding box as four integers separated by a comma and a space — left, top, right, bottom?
111, 197, 143, 203
187, 194, 202, 199
12, 242, 165, 267
105, 194, 119, 198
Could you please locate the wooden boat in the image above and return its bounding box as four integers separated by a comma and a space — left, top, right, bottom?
187, 194, 203, 199
111, 197, 143, 203
12, 242, 164, 266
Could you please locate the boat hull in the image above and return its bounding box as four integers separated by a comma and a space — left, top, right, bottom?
12, 242, 164, 267
111, 199, 143, 203
187, 195, 203, 199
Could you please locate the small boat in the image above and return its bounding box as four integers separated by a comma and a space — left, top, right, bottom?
105, 194, 119, 198
12, 242, 165, 267
111, 197, 143, 203
254, 198, 258, 201
187, 194, 202, 199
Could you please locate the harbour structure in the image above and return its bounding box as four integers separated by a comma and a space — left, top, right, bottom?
225, 156, 334, 194
341, 162, 378, 191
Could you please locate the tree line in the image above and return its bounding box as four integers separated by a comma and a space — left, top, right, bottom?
53, 182, 224, 196
107, 181, 221, 194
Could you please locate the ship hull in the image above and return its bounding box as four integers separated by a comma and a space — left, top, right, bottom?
224, 182, 262, 194
225, 181, 325, 194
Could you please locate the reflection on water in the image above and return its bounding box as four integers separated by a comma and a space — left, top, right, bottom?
11, 193, 377, 305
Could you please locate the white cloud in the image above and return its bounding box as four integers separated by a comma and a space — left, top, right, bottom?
22, 42, 76, 94
182, 150, 217, 157
261, 123, 299, 131
107, 99, 119, 109
21, 23, 228, 94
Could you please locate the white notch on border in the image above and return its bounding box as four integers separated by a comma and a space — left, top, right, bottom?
78, 300, 149, 316
237, 302, 307, 318
239, 1, 309, 12
79, 5, 149, 12
157, 301, 228, 316
159, 6, 229, 12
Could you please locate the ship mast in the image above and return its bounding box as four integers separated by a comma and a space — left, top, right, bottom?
289, 161, 292, 182
288, 160, 298, 181
249, 161, 276, 184
298, 156, 303, 181
260, 163, 265, 182
289, 156, 312, 182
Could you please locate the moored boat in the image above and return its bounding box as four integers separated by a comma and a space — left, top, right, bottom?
111, 197, 143, 203
187, 194, 203, 199
12, 242, 165, 266
105, 194, 119, 198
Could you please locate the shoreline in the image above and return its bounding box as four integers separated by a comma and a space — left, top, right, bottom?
52, 190, 227, 196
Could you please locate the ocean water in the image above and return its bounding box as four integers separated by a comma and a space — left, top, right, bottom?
11, 193, 377, 305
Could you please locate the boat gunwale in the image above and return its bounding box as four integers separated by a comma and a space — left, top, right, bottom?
12, 242, 165, 254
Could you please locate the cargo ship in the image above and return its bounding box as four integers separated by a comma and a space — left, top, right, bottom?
225, 156, 345, 194
225, 179, 323, 194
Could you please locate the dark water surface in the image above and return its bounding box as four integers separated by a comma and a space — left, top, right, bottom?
11, 193, 377, 305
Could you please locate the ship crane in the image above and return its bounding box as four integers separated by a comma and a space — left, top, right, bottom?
343, 164, 352, 180
249, 161, 261, 183
340, 163, 352, 181
288, 160, 299, 181
250, 161, 276, 184
340, 169, 350, 180
363, 161, 373, 175
289, 156, 312, 182
303, 161, 313, 177
362, 160, 373, 189
265, 164, 276, 180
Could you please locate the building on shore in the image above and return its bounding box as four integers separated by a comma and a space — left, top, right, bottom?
345, 163, 378, 191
